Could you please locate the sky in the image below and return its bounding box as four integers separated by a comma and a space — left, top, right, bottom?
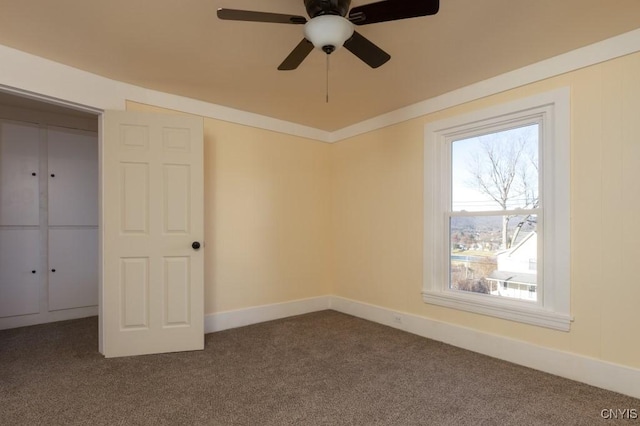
450, 124, 539, 212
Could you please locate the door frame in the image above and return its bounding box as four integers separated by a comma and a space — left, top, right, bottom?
0, 85, 206, 355
0, 86, 105, 345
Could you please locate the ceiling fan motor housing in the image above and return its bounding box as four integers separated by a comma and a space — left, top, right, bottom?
304, 0, 352, 18
304, 15, 354, 53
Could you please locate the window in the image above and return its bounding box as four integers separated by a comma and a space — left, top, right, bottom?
423, 88, 571, 331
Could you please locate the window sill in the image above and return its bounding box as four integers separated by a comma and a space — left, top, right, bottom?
422, 290, 571, 331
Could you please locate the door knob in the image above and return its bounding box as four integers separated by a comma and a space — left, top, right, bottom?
192, 241, 201, 250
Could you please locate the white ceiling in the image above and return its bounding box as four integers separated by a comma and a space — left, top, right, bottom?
1, 0, 639, 131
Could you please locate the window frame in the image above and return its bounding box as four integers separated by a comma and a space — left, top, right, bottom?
423, 88, 571, 331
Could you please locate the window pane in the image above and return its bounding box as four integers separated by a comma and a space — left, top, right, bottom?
450, 214, 538, 301
451, 125, 539, 212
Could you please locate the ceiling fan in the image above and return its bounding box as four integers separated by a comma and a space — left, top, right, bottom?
217, 0, 440, 70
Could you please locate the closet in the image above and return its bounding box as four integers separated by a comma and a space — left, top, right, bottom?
0, 95, 98, 329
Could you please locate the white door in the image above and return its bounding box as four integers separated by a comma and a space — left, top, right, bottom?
0, 229, 40, 318
47, 127, 99, 226
101, 110, 204, 358
0, 120, 40, 226
49, 229, 98, 311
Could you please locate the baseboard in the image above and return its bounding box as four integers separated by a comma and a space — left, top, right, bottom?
204, 296, 331, 334
328, 296, 640, 400
202, 295, 640, 399
0, 306, 98, 330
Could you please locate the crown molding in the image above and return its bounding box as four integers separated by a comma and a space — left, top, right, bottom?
124, 86, 333, 142
329, 27, 640, 142
0, 44, 332, 142
1, 27, 640, 143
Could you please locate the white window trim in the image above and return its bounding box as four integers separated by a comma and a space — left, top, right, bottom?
423, 87, 571, 331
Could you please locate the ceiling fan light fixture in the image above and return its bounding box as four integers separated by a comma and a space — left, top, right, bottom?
217, 0, 441, 70
304, 15, 354, 52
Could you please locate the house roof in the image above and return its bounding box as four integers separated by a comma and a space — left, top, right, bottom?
1, 1, 640, 131
487, 271, 537, 286
502, 230, 536, 258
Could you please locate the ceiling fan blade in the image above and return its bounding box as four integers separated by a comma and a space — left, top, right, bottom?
217, 8, 307, 25
343, 31, 390, 68
278, 39, 314, 70
348, 0, 439, 25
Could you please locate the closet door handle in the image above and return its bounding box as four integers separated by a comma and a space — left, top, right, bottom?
51, 269, 56, 273
192, 241, 201, 250
32, 270, 36, 274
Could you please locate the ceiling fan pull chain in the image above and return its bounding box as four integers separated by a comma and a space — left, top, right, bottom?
326, 53, 330, 103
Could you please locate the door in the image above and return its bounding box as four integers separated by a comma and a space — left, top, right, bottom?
101, 110, 204, 358
49, 229, 98, 311
0, 120, 41, 319
48, 126, 99, 313
47, 127, 99, 226
0, 229, 40, 318
0, 120, 40, 226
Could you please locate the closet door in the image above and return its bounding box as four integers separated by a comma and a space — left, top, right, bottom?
0, 230, 40, 317
48, 128, 98, 226
48, 229, 98, 311
47, 126, 98, 312
0, 120, 41, 319
0, 120, 40, 226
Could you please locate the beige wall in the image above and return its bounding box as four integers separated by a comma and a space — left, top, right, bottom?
331, 51, 640, 369
126, 51, 640, 371
127, 101, 333, 314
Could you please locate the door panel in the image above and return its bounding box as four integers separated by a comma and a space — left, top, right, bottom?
120, 257, 149, 329
48, 127, 98, 227
48, 229, 98, 311
0, 121, 40, 226
102, 110, 204, 358
120, 163, 149, 234
0, 230, 40, 317
163, 256, 191, 326
163, 165, 191, 234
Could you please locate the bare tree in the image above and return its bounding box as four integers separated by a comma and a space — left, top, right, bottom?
465, 127, 538, 249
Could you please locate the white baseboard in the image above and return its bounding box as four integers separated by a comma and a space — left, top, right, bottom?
328, 296, 640, 400
204, 296, 331, 333
0, 306, 98, 330
202, 295, 640, 399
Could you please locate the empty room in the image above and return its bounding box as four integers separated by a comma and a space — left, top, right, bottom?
1, 0, 640, 424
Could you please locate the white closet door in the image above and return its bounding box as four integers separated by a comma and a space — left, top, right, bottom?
0, 120, 40, 226
0, 230, 40, 317
102, 110, 204, 357
48, 127, 98, 226
48, 228, 98, 311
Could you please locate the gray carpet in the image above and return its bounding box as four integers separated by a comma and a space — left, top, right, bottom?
0, 310, 638, 425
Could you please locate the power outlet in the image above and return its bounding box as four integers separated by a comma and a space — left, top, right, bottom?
392, 313, 403, 325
